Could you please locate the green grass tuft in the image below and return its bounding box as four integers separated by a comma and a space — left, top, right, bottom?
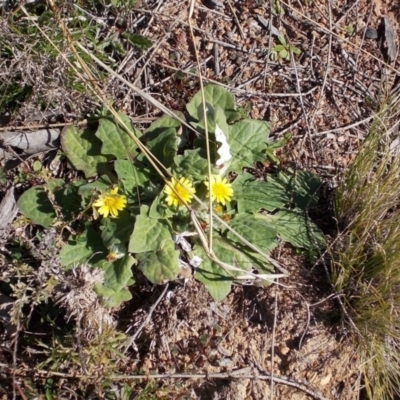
332, 87, 400, 399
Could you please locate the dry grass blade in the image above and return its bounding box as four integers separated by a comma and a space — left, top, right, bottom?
332, 84, 400, 399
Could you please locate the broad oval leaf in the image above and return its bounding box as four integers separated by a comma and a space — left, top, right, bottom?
17, 186, 56, 228
61, 126, 108, 178
192, 243, 233, 302
173, 148, 209, 181
228, 119, 270, 173
137, 239, 180, 284
258, 210, 325, 250
95, 283, 133, 308
227, 213, 277, 254
96, 113, 140, 159
103, 254, 136, 292
232, 173, 288, 213
129, 214, 172, 253
59, 229, 107, 268
187, 84, 236, 122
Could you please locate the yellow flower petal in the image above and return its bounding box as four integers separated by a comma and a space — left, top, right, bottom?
93, 188, 127, 218
205, 175, 233, 205
163, 177, 195, 208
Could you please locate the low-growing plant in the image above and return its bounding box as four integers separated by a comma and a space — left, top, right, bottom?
344, 22, 356, 37
272, 0, 285, 16
17, 84, 325, 307
332, 89, 400, 399
270, 35, 301, 62
0, 1, 151, 113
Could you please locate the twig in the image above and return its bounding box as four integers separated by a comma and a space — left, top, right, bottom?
0, 363, 328, 400
198, 5, 231, 20
307, 115, 374, 137
213, 43, 220, 76
250, 361, 328, 400
262, 2, 274, 90
226, 0, 245, 39
290, 49, 315, 157
15, 384, 27, 400
151, 59, 318, 98
124, 284, 169, 353
279, 0, 400, 75
354, 1, 373, 70
298, 292, 311, 350
188, 0, 214, 250
0, 121, 85, 132
269, 279, 279, 399
271, 113, 305, 138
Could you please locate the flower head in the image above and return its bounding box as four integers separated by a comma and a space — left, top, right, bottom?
93, 187, 127, 218
164, 177, 195, 208
106, 244, 126, 262
205, 175, 233, 205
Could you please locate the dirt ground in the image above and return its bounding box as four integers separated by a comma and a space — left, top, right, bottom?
1, 0, 400, 398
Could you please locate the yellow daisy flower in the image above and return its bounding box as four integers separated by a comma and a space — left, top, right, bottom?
205, 175, 233, 205
164, 177, 195, 208
93, 187, 127, 218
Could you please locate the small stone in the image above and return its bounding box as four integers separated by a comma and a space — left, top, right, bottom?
320, 373, 332, 386
365, 27, 378, 40
204, 0, 224, 10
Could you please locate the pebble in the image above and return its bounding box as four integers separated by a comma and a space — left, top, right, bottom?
365, 27, 378, 40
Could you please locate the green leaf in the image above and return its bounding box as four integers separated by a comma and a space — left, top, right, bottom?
291, 46, 301, 55
33, 160, 42, 172
226, 213, 277, 254
115, 159, 155, 194
258, 210, 325, 250
144, 112, 183, 135
77, 176, 112, 204
129, 213, 172, 253
54, 182, 82, 220
149, 193, 174, 219
141, 128, 178, 169
193, 238, 249, 301
191, 104, 231, 136
100, 212, 135, 248
17, 186, 56, 228
96, 113, 140, 159
279, 49, 288, 59
45, 178, 65, 193
137, 239, 180, 284
233, 173, 288, 213
275, 44, 285, 52
277, 35, 286, 46
187, 84, 236, 122
193, 249, 232, 301
273, 170, 321, 210
173, 148, 209, 181
59, 229, 107, 268
122, 32, 153, 50
103, 254, 135, 291
95, 283, 132, 308
191, 106, 232, 169
228, 119, 270, 173
61, 126, 108, 178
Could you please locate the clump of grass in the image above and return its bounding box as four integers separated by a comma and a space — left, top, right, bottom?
332, 87, 400, 399
0, 0, 143, 116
